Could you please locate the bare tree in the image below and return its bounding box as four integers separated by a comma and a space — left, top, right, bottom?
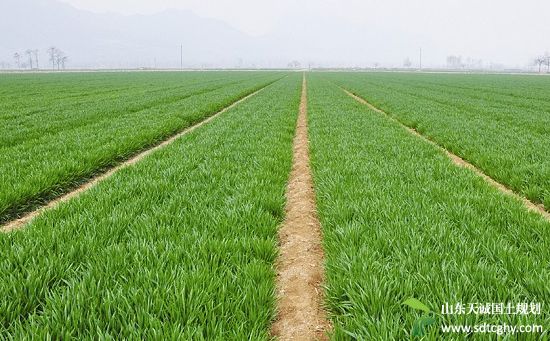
56, 51, 63, 70
13, 52, 21, 69
446, 55, 463, 69
545, 52, 550, 73
534, 56, 545, 73
403, 57, 412, 68
33, 49, 39, 69
47, 47, 57, 70
56, 50, 63, 70
61, 56, 68, 70
54, 50, 67, 70
25, 49, 34, 69
287, 60, 301, 69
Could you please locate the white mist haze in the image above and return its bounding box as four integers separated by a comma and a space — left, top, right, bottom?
1, 0, 549, 69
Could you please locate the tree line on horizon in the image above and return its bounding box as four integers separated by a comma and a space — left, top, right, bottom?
9, 47, 68, 70
1, 49, 550, 72
534, 52, 550, 73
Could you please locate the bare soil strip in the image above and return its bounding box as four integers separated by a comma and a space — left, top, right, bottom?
343, 88, 550, 222
271, 74, 330, 340
1, 86, 269, 233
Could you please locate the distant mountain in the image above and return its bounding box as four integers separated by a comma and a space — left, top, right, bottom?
0, 0, 261, 68
0, 0, 409, 69
0, 0, 545, 69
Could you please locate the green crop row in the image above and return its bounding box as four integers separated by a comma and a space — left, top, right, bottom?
0, 72, 285, 223
0, 72, 271, 147
325, 72, 550, 210
0, 72, 261, 112
307, 75, 550, 339
0, 74, 302, 339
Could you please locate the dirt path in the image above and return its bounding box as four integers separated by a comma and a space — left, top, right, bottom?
1, 85, 269, 233
343, 88, 550, 222
271, 74, 330, 340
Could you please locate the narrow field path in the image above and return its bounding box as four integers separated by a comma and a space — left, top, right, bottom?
343, 88, 550, 222
272, 74, 330, 340
1, 85, 270, 232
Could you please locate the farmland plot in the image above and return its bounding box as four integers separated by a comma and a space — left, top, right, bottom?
0, 74, 301, 338
0, 72, 284, 223
307, 75, 549, 339
0, 72, 272, 148
1, 71, 548, 340
326, 72, 550, 210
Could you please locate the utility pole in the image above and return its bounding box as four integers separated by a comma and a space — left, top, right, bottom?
180, 44, 183, 70
419, 47, 422, 70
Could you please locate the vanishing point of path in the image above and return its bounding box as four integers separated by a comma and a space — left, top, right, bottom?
271, 74, 331, 340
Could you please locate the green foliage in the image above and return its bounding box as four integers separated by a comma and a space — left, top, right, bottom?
307, 74, 550, 339
325, 72, 550, 210
0, 74, 301, 339
2, 71, 549, 339
330, 73, 550, 209
0, 71, 284, 223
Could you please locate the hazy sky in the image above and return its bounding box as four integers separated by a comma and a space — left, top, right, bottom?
56, 0, 549, 36
53, 0, 550, 67
3, 0, 549, 68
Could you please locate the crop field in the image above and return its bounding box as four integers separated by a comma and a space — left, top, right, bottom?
1, 71, 549, 339
325, 72, 550, 210
0, 71, 284, 223
307, 74, 549, 339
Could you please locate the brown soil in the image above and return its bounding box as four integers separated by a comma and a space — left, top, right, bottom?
344, 88, 550, 222
271, 74, 330, 340
1, 86, 267, 233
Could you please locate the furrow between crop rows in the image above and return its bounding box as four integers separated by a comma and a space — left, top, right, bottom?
0, 74, 283, 224
342, 88, 550, 223
307, 75, 550, 339
1, 82, 273, 232
326, 73, 550, 210
0, 74, 302, 339
271, 74, 330, 340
